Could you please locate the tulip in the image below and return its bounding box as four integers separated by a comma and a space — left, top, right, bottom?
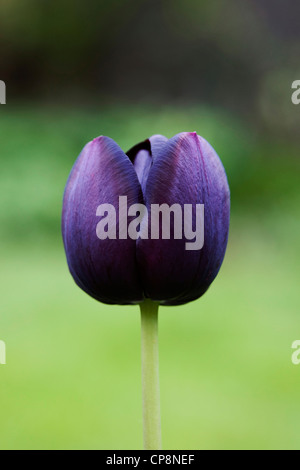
62, 132, 230, 450
62, 132, 230, 305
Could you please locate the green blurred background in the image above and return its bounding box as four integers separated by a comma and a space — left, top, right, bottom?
0, 0, 300, 450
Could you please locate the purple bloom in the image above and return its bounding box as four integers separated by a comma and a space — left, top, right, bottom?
62, 132, 230, 305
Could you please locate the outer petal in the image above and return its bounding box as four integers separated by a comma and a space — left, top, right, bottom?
62, 136, 144, 304
136, 132, 230, 305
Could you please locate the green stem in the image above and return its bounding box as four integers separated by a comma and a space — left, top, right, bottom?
140, 299, 162, 450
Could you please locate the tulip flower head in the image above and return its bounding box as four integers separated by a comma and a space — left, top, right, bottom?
62, 132, 230, 305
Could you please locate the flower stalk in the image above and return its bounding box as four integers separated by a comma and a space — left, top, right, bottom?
140, 299, 161, 450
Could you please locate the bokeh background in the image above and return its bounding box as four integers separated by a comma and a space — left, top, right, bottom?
0, 0, 300, 450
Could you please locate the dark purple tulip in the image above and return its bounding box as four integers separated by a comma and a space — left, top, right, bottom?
62, 132, 230, 306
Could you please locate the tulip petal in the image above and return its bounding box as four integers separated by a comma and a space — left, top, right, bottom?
126, 135, 168, 195
163, 136, 230, 305
62, 136, 144, 304
136, 132, 230, 305
149, 134, 169, 162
